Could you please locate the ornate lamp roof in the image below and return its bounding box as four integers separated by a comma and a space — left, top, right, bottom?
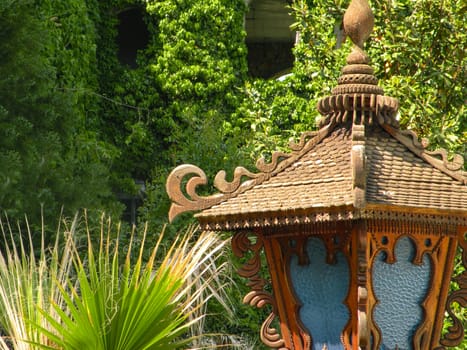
166, 0, 467, 230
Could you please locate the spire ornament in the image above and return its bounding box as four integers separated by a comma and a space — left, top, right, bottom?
343, 0, 374, 64
317, 0, 399, 128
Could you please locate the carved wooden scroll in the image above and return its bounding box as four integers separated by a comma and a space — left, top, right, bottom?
440, 227, 467, 348
166, 125, 334, 222
231, 231, 288, 349
166, 164, 263, 221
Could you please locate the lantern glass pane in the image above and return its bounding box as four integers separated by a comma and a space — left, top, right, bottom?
290, 237, 350, 350
372, 236, 431, 350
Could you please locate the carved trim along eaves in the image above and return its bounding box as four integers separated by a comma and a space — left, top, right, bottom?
166, 123, 335, 222
196, 207, 467, 231
382, 124, 467, 184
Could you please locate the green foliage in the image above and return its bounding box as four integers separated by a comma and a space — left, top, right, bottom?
0, 0, 118, 224
370, 0, 466, 155
129, 0, 250, 230
0, 213, 232, 349
88, 0, 250, 233
233, 0, 465, 162
144, 0, 248, 173
0, 215, 73, 350
0, 0, 465, 347
230, 0, 349, 159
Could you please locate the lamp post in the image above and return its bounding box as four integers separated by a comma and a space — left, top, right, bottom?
166, 0, 467, 348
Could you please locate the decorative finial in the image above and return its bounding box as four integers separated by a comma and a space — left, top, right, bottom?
316, 0, 399, 128
343, 0, 374, 64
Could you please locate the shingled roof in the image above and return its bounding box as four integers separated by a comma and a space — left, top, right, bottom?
166, 4, 467, 231
187, 127, 466, 229
167, 113, 466, 230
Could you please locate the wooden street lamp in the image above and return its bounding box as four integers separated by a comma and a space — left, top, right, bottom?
166, 0, 467, 348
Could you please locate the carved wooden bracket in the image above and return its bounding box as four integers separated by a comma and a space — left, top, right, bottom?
232, 231, 289, 349
440, 228, 467, 348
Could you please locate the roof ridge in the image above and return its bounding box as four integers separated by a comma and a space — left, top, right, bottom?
166, 122, 335, 222
381, 124, 467, 185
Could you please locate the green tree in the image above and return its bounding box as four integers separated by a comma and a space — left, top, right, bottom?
371, 0, 466, 155
120, 0, 250, 228
233, 0, 466, 161
0, 0, 117, 225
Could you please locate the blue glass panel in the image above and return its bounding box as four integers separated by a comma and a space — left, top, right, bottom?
290, 237, 350, 350
372, 236, 431, 350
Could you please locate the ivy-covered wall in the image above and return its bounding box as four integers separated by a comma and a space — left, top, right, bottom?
0, 0, 118, 223
89, 0, 250, 226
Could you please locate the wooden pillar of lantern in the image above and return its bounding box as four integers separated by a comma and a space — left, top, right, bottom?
166, 0, 467, 348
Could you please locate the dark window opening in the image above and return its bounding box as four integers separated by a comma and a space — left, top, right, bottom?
118, 180, 145, 226
120, 195, 143, 226
117, 8, 149, 68
245, 0, 295, 79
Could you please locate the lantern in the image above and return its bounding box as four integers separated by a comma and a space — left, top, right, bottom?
166, 0, 467, 348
